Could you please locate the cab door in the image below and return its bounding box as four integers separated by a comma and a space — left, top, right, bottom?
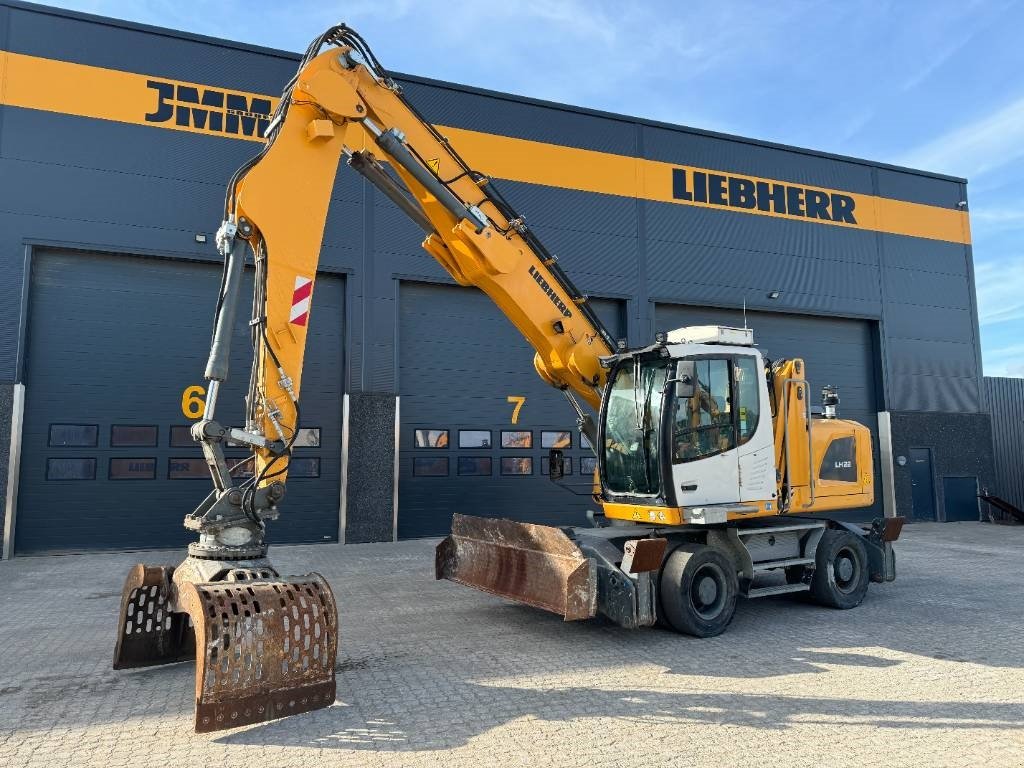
669, 357, 741, 506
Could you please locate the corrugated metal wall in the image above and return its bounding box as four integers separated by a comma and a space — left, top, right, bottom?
983, 377, 1024, 510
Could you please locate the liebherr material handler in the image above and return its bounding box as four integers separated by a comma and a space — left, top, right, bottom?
114, 24, 903, 732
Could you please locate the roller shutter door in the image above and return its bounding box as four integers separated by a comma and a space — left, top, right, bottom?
655, 303, 883, 520
14, 250, 345, 554
398, 281, 625, 539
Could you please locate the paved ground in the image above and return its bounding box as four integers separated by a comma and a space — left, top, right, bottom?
0, 522, 1022, 768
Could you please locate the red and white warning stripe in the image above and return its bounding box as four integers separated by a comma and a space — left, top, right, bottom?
289, 275, 313, 327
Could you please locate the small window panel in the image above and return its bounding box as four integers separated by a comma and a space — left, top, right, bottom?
169, 426, 196, 448
48, 424, 97, 448
581, 433, 593, 450
501, 457, 533, 475
458, 430, 491, 448
227, 457, 255, 479
109, 458, 156, 480
414, 429, 449, 448
819, 437, 858, 482
46, 457, 96, 481
458, 456, 492, 476
541, 456, 572, 475
288, 457, 321, 478
294, 427, 321, 447
501, 431, 532, 449
413, 457, 449, 476
169, 457, 209, 479
111, 425, 158, 448
541, 431, 571, 449
580, 457, 598, 476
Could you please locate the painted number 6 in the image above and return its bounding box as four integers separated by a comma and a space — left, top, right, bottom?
181, 385, 206, 419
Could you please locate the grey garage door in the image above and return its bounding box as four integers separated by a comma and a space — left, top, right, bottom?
398, 281, 625, 539
656, 303, 883, 520
15, 250, 345, 554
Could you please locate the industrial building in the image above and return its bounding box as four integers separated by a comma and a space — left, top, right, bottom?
0, 0, 1004, 556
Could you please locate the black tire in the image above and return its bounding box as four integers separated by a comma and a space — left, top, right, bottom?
809, 529, 869, 609
659, 545, 738, 637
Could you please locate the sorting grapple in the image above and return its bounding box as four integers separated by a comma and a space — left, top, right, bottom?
114, 559, 337, 732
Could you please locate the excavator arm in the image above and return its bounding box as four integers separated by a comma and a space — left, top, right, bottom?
230, 26, 615, 499
114, 24, 615, 733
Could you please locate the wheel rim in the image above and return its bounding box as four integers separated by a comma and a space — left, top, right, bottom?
688, 563, 727, 620
833, 546, 861, 594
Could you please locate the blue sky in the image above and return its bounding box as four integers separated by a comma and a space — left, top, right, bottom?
46, 0, 1024, 377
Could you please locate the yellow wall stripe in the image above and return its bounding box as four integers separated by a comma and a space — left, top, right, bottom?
0, 51, 971, 245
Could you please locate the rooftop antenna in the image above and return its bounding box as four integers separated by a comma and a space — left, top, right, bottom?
742, 296, 748, 330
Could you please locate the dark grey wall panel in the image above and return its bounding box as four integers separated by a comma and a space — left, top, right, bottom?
645, 200, 880, 265
885, 305, 976, 344
876, 169, 964, 210
983, 377, 1024, 512
642, 125, 875, 196
887, 338, 979, 379
888, 374, 980, 414
883, 267, 972, 310
14, 251, 344, 553
648, 240, 881, 305
881, 235, 968, 276
401, 80, 637, 156
0, 108, 261, 187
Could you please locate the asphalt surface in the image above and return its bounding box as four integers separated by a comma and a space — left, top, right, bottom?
0, 522, 1021, 767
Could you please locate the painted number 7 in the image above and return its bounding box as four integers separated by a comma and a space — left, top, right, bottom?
506, 395, 526, 424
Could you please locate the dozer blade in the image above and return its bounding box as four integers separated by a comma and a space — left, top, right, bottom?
114, 565, 338, 733
435, 513, 597, 621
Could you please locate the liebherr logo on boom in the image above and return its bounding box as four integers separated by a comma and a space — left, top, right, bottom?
528, 265, 573, 318
144, 80, 273, 138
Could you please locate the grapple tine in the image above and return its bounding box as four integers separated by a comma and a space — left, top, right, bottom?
113, 564, 194, 669
436, 513, 597, 621
178, 573, 338, 733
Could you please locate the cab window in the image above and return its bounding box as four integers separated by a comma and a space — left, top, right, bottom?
734, 356, 760, 445
673, 358, 735, 463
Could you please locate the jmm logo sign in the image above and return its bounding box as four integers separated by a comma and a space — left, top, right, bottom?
145, 80, 273, 138
672, 168, 857, 224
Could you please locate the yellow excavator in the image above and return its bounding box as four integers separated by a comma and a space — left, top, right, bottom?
113, 24, 903, 732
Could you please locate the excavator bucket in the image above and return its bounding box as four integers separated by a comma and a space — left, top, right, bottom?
435, 513, 597, 621
114, 564, 338, 732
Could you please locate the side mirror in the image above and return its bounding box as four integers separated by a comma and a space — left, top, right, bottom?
674, 359, 696, 399
548, 448, 565, 481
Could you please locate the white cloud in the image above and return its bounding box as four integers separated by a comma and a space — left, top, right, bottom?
975, 256, 1024, 327
983, 341, 1024, 377
898, 94, 1024, 178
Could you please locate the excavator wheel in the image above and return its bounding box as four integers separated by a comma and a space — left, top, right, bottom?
113, 562, 339, 732
658, 544, 738, 637
808, 529, 869, 609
